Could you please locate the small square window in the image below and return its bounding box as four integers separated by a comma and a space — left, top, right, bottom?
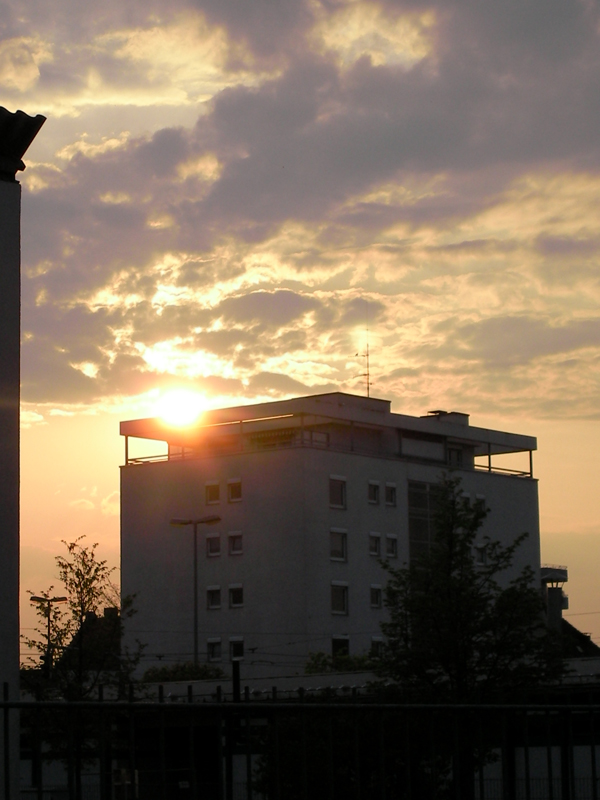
229, 534, 243, 555
386, 536, 398, 558
385, 485, 397, 506
368, 482, 380, 504
207, 640, 222, 661
229, 586, 244, 607
206, 536, 220, 557
205, 483, 220, 504
369, 534, 381, 557
329, 478, 347, 508
370, 586, 382, 608
207, 588, 221, 609
474, 544, 487, 565
332, 637, 349, 659
228, 481, 242, 502
331, 584, 348, 614
448, 447, 463, 468
370, 639, 383, 659
230, 640, 244, 660
330, 531, 347, 561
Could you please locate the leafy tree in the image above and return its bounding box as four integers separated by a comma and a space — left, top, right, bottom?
22, 537, 143, 700
305, 650, 376, 674
378, 475, 562, 703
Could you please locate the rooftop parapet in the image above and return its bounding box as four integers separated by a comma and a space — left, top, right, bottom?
120, 392, 537, 477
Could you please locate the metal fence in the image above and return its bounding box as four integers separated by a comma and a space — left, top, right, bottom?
7, 697, 600, 800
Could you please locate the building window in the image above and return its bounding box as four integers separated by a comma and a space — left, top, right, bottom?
228, 480, 242, 502
448, 447, 463, 468
205, 483, 220, 504
332, 636, 349, 659
474, 543, 487, 565
368, 482, 380, 504
230, 639, 244, 660
329, 476, 347, 509
331, 583, 348, 615
206, 535, 220, 557
385, 484, 397, 507
229, 585, 244, 608
370, 585, 382, 608
369, 533, 381, 557
370, 638, 383, 659
330, 530, 347, 561
207, 639, 222, 661
228, 533, 243, 555
386, 535, 398, 558
207, 587, 221, 610
408, 481, 441, 560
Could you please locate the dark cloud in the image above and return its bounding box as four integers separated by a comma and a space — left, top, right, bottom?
441, 316, 600, 367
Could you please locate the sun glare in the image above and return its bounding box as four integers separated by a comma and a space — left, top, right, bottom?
155, 389, 204, 426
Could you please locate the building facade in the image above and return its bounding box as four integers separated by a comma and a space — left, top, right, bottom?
120, 392, 540, 678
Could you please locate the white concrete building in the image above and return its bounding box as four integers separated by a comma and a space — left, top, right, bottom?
120, 392, 540, 678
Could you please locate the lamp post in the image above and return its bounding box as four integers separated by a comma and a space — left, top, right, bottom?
30, 595, 68, 677
170, 515, 221, 666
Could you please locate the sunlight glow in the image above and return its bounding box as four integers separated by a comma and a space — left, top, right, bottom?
154, 389, 205, 426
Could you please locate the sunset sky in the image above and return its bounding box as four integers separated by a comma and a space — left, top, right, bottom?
7, 0, 600, 652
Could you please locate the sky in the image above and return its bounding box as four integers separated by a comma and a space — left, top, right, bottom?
7, 0, 600, 651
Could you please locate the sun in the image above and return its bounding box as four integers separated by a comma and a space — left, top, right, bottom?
155, 389, 204, 426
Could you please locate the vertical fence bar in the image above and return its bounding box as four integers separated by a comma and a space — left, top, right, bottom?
477, 709, 485, 800
301, 708, 309, 800
561, 709, 573, 800
328, 710, 335, 800
245, 703, 252, 800
379, 710, 386, 800
67, 705, 75, 800
217, 707, 224, 800
546, 709, 555, 800
189, 697, 197, 800
404, 709, 411, 800
590, 703, 598, 800
34, 698, 43, 800
523, 710, 531, 800
159, 702, 167, 800
272, 709, 281, 800
98, 687, 109, 800
354, 708, 361, 800
128, 685, 137, 800
3, 683, 10, 800
225, 711, 233, 800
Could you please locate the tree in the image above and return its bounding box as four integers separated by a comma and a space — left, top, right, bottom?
378, 475, 562, 703
22, 537, 143, 700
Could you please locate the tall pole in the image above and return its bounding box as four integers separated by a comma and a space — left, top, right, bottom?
193, 521, 198, 667
170, 515, 221, 668
0, 108, 45, 799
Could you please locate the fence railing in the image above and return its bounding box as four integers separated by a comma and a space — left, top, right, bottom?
7, 699, 600, 800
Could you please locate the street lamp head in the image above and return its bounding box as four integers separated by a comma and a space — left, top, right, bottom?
170, 515, 221, 527
30, 595, 68, 604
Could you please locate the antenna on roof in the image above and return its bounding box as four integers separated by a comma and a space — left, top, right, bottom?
355, 300, 372, 398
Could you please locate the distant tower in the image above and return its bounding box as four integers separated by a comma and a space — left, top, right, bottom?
0, 106, 44, 789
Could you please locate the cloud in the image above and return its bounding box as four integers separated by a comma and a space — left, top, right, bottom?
5, 0, 600, 422
101, 491, 120, 516
68, 498, 95, 510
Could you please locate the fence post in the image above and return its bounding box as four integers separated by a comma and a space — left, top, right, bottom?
3, 682, 10, 800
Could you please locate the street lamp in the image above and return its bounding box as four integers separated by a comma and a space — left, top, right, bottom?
30, 595, 68, 677
170, 515, 221, 666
